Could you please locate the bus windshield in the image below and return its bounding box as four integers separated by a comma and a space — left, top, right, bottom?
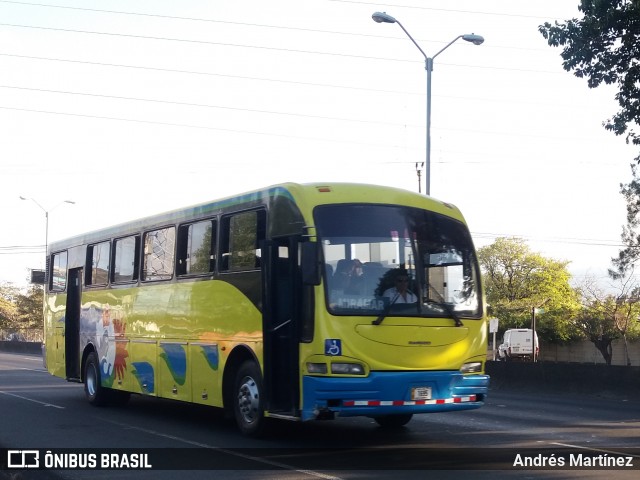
314, 204, 482, 319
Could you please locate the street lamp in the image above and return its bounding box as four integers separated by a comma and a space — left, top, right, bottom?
372, 11, 484, 196
19, 197, 75, 258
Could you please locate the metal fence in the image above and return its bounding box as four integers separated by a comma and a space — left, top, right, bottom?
0, 328, 43, 343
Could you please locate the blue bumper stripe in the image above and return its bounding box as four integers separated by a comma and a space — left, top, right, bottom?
301, 371, 490, 421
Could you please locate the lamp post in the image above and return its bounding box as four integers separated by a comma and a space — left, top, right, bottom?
19, 197, 75, 259
372, 12, 484, 196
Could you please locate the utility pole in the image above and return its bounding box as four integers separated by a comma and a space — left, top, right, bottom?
531, 307, 537, 362
416, 162, 424, 193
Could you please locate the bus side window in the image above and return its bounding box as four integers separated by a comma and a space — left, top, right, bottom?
112, 235, 140, 284
177, 219, 217, 276
142, 227, 176, 281
50, 251, 68, 291
220, 210, 266, 272
86, 241, 110, 286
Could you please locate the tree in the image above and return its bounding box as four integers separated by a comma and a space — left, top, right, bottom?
0, 282, 44, 337
0, 282, 19, 330
478, 238, 581, 342
612, 165, 640, 275
539, 1, 640, 151
574, 273, 640, 364
539, 1, 640, 275
15, 285, 44, 330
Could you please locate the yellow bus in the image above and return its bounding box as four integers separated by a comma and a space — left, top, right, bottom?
42, 183, 489, 435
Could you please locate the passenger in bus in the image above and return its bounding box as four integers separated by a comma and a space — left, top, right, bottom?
382, 271, 417, 303
333, 259, 365, 294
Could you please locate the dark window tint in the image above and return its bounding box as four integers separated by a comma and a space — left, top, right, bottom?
178, 219, 216, 276
113, 235, 140, 283
87, 241, 110, 286
221, 210, 266, 271
51, 251, 68, 291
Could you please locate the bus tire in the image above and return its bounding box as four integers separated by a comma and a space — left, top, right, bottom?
84, 351, 109, 406
374, 413, 413, 428
233, 360, 266, 436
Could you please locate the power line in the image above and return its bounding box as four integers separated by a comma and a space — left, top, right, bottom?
0, 22, 565, 74
0, 245, 43, 255
0, 84, 403, 128
0, 52, 402, 91
472, 232, 625, 248
0, 0, 407, 39
326, 0, 567, 20
0, 105, 418, 149
0, 22, 418, 64
0, 52, 578, 105
1, 84, 615, 145
0, 0, 567, 51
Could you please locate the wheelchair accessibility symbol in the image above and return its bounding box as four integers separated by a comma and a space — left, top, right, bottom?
325, 339, 342, 356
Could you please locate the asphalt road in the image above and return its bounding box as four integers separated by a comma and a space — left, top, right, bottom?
0, 351, 638, 480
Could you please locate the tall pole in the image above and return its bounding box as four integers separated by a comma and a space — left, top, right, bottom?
531, 307, 537, 363
426, 58, 433, 196
371, 12, 484, 196
20, 197, 75, 261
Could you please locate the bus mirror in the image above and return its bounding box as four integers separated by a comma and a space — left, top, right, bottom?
301, 242, 321, 285
30, 269, 46, 285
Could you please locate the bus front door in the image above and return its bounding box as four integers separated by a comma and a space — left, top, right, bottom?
262, 239, 300, 416
64, 267, 82, 381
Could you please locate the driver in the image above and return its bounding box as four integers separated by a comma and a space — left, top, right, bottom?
383, 271, 417, 303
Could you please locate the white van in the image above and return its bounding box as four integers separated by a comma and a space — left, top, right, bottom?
497, 329, 539, 361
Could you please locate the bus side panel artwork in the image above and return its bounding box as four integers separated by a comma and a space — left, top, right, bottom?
81, 279, 262, 404
189, 342, 220, 406
158, 341, 191, 402
129, 340, 157, 396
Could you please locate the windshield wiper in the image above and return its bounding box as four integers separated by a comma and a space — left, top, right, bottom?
372, 292, 399, 325
425, 299, 464, 327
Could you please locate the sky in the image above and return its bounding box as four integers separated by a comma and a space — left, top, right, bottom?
0, 0, 637, 290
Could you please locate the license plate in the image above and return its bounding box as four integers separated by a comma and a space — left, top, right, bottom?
411, 387, 432, 400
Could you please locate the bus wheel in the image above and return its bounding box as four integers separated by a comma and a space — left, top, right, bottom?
374, 414, 413, 428
84, 352, 108, 406
233, 360, 266, 436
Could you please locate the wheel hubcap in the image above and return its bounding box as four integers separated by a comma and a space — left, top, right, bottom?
86, 365, 96, 396
237, 376, 260, 424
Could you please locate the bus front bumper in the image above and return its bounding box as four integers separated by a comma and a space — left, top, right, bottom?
301, 371, 490, 421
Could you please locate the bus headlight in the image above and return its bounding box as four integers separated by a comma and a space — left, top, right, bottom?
460, 362, 482, 374
306, 363, 328, 374
331, 363, 365, 375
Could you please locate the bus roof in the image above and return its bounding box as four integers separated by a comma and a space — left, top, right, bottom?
48, 182, 466, 252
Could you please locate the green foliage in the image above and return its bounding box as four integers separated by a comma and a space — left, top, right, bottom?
539, 0, 640, 149
15, 285, 44, 329
478, 238, 581, 342
539, 1, 640, 276
574, 275, 640, 364
0, 282, 43, 331
612, 164, 640, 275
0, 282, 19, 329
